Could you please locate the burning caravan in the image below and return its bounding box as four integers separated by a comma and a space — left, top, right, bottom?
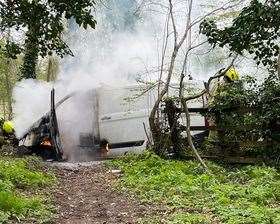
19, 81, 207, 161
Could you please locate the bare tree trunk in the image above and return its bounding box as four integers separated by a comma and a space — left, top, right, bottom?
46, 57, 52, 82
149, 0, 189, 153
182, 100, 210, 171
277, 54, 280, 79
20, 28, 39, 80
46, 56, 58, 82
181, 0, 209, 171
5, 30, 14, 119
178, 39, 209, 171
4, 59, 13, 120
179, 77, 209, 171
149, 47, 179, 154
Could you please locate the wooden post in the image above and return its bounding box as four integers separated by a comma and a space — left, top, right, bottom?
165, 99, 182, 157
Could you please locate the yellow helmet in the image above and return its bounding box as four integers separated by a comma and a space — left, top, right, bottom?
3, 121, 14, 134
225, 67, 239, 81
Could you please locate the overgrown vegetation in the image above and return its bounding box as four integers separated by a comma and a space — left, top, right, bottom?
204, 74, 280, 159
0, 0, 97, 79
0, 39, 61, 118
200, 0, 280, 72
0, 40, 21, 119
109, 152, 280, 224
0, 156, 55, 223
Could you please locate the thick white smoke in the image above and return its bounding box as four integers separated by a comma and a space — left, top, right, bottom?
13, 79, 53, 138
13, 0, 162, 161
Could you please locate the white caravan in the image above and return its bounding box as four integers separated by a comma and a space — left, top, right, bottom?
59, 81, 207, 159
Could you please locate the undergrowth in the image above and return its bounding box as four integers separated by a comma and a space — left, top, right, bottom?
108, 152, 280, 224
0, 156, 55, 223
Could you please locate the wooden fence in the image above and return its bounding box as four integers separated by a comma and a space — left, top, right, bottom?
163, 99, 279, 163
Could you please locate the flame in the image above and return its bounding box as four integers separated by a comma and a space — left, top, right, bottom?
40, 138, 52, 147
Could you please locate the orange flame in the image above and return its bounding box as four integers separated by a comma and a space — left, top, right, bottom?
40, 138, 52, 146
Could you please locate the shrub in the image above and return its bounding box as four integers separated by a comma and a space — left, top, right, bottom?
206, 74, 280, 157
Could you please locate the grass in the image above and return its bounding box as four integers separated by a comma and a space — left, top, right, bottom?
0, 156, 55, 223
138, 213, 211, 224
109, 152, 280, 224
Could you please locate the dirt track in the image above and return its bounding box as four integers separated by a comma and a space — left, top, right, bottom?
52, 163, 167, 224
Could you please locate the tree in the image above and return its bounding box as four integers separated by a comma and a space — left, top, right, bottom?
0, 0, 97, 79
0, 39, 21, 119
144, 0, 242, 171
200, 0, 280, 73
37, 55, 59, 82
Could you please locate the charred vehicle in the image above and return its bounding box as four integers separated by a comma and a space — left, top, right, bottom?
18, 89, 65, 160
18, 82, 208, 161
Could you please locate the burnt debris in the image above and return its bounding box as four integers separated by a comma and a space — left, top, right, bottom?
19, 89, 72, 160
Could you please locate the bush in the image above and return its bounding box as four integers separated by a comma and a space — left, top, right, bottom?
206, 74, 280, 157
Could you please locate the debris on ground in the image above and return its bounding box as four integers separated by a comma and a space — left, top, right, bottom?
110, 169, 122, 175
47, 161, 103, 171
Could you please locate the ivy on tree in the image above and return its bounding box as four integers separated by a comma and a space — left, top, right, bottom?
0, 0, 97, 79
200, 0, 280, 71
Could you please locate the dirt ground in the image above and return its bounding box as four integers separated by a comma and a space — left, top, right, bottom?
52, 162, 167, 224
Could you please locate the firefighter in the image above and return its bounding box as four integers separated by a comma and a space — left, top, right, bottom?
207, 67, 240, 139
209, 67, 240, 97
0, 120, 18, 147
224, 67, 239, 82
2, 121, 15, 135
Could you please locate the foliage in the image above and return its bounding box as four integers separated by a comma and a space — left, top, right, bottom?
139, 212, 210, 224
206, 74, 280, 156
258, 75, 280, 139
0, 0, 97, 79
207, 77, 259, 142
0, 156, 55, 223
37, 55, 60, 82
0, 38, 56, 118
168, 213, 211, 224
0, 40, 21, 119
109, 152, 280, 224
200, 0, 280, 71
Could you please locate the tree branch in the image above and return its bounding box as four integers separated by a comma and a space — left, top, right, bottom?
177, 0, 193, 49
183, 55, 237, 102
190, 0, 243, 29
168, 0, 177, 46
